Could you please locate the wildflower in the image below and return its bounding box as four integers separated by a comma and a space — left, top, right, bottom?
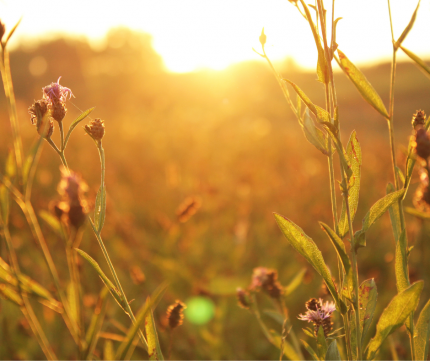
176, 196, 201, 223
42, 77, 74, 105
413, 128, 430, 160
166, 300, 186, 329
250, 267, 284, 299
57, 168, 88, 229
84, 118, 105, 141
298, 298, 335, 337
412, 110, 426, 130
236, 288, 252, 309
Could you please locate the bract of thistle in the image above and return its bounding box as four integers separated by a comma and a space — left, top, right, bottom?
42, 76, 74, 105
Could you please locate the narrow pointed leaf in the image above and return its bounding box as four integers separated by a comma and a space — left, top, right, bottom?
317, 326, 328, 359
298, 0, 328, 83
299, 108, 329, 155
320, 222, 353, 299
337, 49, 389, 119
301, 340, 319, 361
115, 282, 168, 360
366, 281, 423, 360
325, 340, 341, 360
387, 183, 402, 244
145, 304, 164, 360
0, 283, 23, 306
354, 189, 405, 248
400, 46, 430, 81
405, 206, 430, 219
285, 268, 307, 296
64, 107, 95, 147
395, 0, 420, 48
395, 230, 409, 293
274, 213, 346, 314
95, 185, 106, 233
39, 210, 63, 237
414, 299, 430, 361
75, 248, 125, 310
338, 130, 362, 238
4, 18, 22, 46
359, 278, 378, 345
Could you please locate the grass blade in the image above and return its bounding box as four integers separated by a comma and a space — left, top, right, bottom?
64, 107, 95, 148
145, 304, 164, 360
274, 213, 346, 314
365, 281, 423, 360
284, 268, 306, 296
336, 49, 389, 119
395, 0, 420, 48
400, 46, 430, 81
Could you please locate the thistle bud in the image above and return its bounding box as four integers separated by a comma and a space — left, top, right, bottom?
28, 99, 48, 125
166, 300, 186, 329
84, 118, 105, 141
413, 128, 430, 159
52, 101, 67, 123
236, 288, 252, 309
259, 28, 266, 47
412, 110, 426, 129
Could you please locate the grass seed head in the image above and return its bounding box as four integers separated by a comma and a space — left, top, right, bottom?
166, 300, 187, 329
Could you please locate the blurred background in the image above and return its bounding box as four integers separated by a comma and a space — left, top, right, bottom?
0, 0, 430, 359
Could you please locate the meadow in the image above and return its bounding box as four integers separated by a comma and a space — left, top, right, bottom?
0, 15, 430, 360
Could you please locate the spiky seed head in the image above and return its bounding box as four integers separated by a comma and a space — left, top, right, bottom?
84, 118, 105, 141
52, 101, 67, 123
236, 288, 252, 309
166, 300, 186, 329
412, 110, 426, 129
259, 28, 266, 47
0, 21, 5, 42
414, 128, 430, 159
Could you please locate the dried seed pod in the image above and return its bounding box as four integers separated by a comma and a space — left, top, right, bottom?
412, 110, 426, 129
166, 300, 186, 329
84, 118, 105, 141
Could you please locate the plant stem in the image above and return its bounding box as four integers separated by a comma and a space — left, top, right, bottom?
89, 219, 148, 350
97, 141, 105, 234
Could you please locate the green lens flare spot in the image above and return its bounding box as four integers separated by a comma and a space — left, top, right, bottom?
184, 297, 215, 325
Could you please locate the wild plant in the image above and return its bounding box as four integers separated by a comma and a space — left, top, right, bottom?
0, 19, 171, 360
238, 0, 430, 359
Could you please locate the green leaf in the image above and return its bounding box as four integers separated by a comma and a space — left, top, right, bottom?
395, 0, 420, 49
299, 108, 329, 156
285, 268, 307, 296
274, 213, 346, 314
336, 49, 389, 119
319, 222, 353, 299
354, 189, 405, 249
359, 279, 378, 346
387, 183, 402, 245
283, 80, 331, 124
115, 283, 168, 360
338, 130, 362, 238
301, 339, 319, 361
95, 184, 106, 233
395, 230, 410, 293
414, 299, 430, 361
64, 108, 95, 148
400, 46, 430, 81
325, 340, 341, 360
298, 0, 328, 84
366, 281, 423, 360
75, 248, 125, 311
316, 326, 328, 360
39, 210, 63, 236
145, 304, 164, 360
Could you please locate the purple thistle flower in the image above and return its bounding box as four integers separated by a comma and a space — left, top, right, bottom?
42, 77, 74, 104
319, 298, 336, 315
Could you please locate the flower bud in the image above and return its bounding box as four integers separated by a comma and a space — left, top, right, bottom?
412, 110, 426, 130
84, 118, 105, 141
52, 101, 67, 123
28, 99, 48, 125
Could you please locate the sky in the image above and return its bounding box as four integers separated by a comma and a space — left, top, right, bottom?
0, 0, 428, 73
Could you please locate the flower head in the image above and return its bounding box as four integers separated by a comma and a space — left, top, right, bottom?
42, 77, 74, 105
298, 298, 336, 337
250, 267, 284, 299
